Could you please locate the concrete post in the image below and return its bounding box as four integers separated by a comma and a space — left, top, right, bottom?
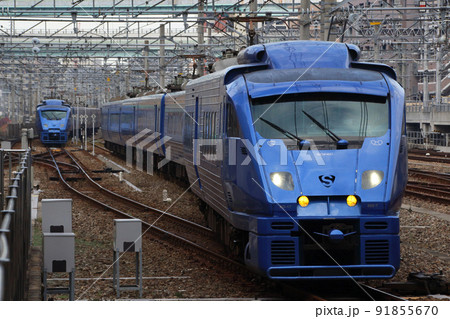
320, 0, 336, 41
159, 25, 165, 88
436, 46, 441, 106
299, 0, 311, 40
423, 22, 429, 109
21, 128, 28, 149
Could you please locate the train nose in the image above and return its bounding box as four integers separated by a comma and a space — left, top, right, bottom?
295, 150, 359, 196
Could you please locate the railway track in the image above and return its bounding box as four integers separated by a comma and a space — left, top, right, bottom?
408, 168, 450, 183
44, 148, 234, 260
409, 149, 450, 158
408, 150, 450, 164
406, 168, 450, 204
66, 149, 215, 240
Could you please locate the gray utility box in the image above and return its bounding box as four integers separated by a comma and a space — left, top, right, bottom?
1, 141, 11, 149
114, 219, 142, 252
43, 233, 75, 273
42, 199, 72, 233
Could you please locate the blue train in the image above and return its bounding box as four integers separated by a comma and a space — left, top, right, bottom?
36, 99, 101, 145
102, 41, 407, 280
36, 99, 72, 145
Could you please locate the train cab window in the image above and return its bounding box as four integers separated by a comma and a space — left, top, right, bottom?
41, 110, 67, 120
226, 102, 241, 137
251, 93, 389, 149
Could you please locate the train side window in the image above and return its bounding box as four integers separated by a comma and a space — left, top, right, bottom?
226, 103, 240, 137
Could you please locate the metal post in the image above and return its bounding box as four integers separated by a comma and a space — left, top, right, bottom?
84, 115, 88, 151
91, 114, 96, 156
197, 1, 204, 75
76, 106, 80, 144
8, 152, 12, 181
436, 46, 441, 106
423, 21, 429, 109
69, 270, 75, 301
72, 113, 75, 143
249, 0, 257, 45
159, 25, 165, 88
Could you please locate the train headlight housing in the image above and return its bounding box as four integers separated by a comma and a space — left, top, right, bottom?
347, 195, 357, 207
362, 170, 384, 189
297, 195, 309, 207
270, 172, 294, 191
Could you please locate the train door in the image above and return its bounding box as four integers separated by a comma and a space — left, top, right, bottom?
222, 97, 244, 210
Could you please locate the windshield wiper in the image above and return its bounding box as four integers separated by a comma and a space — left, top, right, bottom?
260, 117, 305, 145
302, 110, 348, 149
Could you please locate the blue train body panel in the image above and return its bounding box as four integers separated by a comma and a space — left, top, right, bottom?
101, 41, 407, 281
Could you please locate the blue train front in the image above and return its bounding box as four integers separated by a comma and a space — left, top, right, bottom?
220, 42, 407, 280
36, 99, 72, 145
101, 41, 407, 281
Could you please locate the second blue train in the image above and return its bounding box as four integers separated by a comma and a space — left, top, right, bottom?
36, 99, 72, 145
101, 41, 407, 281
36, 99, 100, 145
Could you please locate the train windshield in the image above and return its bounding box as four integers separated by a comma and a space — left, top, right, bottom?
251, 93, 389, 149
41, 110, 67, 121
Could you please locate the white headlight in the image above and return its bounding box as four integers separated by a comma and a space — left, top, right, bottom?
270, 172, 294, 191
362, 170, 384, 189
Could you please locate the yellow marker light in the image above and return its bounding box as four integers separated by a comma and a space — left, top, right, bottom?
347, 195, 357, 207
298, 195, 309, 207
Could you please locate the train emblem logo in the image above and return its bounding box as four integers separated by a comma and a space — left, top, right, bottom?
318, 175, 335, 188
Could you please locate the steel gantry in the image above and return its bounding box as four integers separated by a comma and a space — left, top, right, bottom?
0, 0, 448, 123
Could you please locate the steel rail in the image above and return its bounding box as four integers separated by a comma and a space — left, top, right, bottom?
408, 155, 450, 164
64, 149, 213, 238
407, 180, 450, 191
409, 149, 450, 158
405, 187, 450, 205
408, 168, 450, 183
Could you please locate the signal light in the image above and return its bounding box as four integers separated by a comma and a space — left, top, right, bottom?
347, 195, 357, 207
297, 195, 309, 207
